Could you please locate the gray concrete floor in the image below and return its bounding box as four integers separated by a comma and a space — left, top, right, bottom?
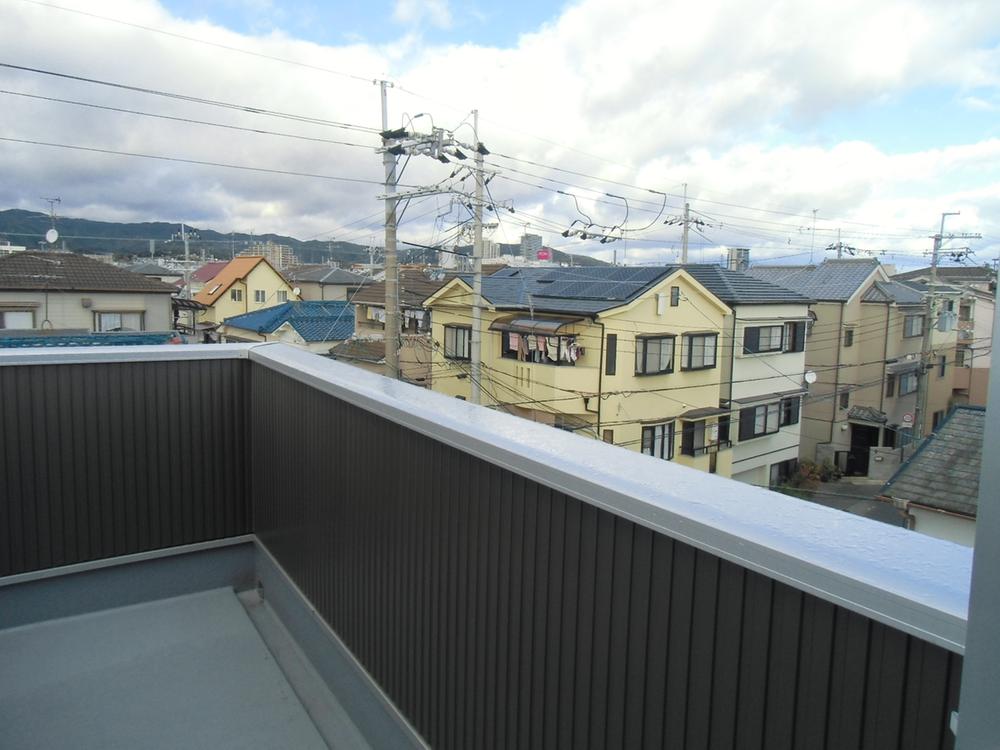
0, 588, 337, 750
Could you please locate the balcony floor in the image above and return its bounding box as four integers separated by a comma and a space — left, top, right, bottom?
0, 587, 363, 750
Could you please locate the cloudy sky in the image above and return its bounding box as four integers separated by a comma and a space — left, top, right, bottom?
1, 0, 998, 267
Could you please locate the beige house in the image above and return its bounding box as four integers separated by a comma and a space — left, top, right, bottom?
0, 251, 174, 332
193, 256, 298, 328
749, 259, 956, 477
284, 266, 371, 301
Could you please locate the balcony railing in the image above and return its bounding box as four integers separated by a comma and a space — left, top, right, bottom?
0, 343, 979, 749
681, 439, 733, 457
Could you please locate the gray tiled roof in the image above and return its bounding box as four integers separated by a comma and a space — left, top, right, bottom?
471, 266, 673, 314
127, 262, 181, 277
285, 266, 371, 285
682, 265, 814, 305
746, 258, 881, 301
881, 406, 985, 517
893, 265, 996, 283
0, 252, 177, 293
329, 337, 386, 363
861, 281, 925, 306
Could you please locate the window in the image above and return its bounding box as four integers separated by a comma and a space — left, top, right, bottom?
839, 391, 849, 409
843, 328, 854, 347
738, 403, 780, 441
779, 396, 800, 426
938, 355, 947, 378
743, 325, 783, 354
602, 429, 614, 444
683, 333, 717, 370
0, 310, 33, 329
277, 290, 288, 303
501, 331, 578, 365
605, 334, 617, 376
769, 459, 799, 488
94, 312, 144, 332
230, 288, 243, 302
956, 346, 970, 367
717, 414, 731, 443
670, 286, 680, 306
959, 303, 972, 322
641, 422, 675, 460
883, 427, 896, 448
444, 325, 471, 360
932, 410, 945, 431
903, 315, 923, 338
899, 371, 918, 396
885, 374, 895, 398
254, 290, 266, 303
635, 335, 675, 375
783, 321, 806, 353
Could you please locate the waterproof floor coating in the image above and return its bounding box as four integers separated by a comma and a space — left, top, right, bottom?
0, 588, 331, 750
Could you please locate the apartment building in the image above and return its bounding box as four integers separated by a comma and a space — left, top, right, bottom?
424, 266, 735, 476
749, 259, 956, 477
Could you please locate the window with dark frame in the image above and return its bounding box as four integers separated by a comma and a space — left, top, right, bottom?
230, 288, 243, 302
932, 410, 945, 431
641, 422, 675, 460
938, 355, 947, 377
779, 396, 800, 426
635, 335, 675, 375
783, 321, 806, 352
769, 458, 799, 488
670, 286, 680, 306
743, 325, 783, 354
500, 331, 577, 366
443, 325, 471, 360
903, 315, 923, 338
839, 391, 849, 409
885, 374, 896, 398
738, 402, 780, 441
843, 328, 854, 347
605, 334, 617, 376
683, 333, 717, 370
899, 371, 918, 396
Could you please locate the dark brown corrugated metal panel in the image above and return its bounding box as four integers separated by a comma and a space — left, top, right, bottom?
250, 365, 962, 750
0, 359, 250, 577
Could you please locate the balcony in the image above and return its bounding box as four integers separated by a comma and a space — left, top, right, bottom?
0, 343, 983, 749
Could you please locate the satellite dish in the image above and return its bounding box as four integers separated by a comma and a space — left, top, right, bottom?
45, 228, 59, 244
804, 370, 817, 384
292, 287, 301, 297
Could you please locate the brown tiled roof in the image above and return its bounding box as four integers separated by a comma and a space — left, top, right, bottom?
351, 269, 449, 308
329, 338, 386, 363
0, 252, 176, 293
193, 256, 274, 306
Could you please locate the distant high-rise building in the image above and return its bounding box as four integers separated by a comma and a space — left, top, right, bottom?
483, 240, 501, 260
520, 233, 543, 259
241, 241, 297, 270
727, 247, 750, 271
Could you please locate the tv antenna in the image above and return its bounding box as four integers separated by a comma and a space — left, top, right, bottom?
41, 197, 61, 244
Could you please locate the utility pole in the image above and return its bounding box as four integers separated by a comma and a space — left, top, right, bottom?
680, 183, 690, 265
809, 209, 818, 263
836, 228, 842, 259
380, 80, 400, 379
470, 108, 484, 404
181, 223, 191, 300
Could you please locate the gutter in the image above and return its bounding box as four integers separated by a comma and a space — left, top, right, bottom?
879, 303, 890, 416
596, 318, 605, 436
829, 302, 845, 445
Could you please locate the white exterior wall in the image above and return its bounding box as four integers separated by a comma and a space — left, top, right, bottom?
727, 303, 810, 486
0, 290, 173, 330
910, 506, 976, 547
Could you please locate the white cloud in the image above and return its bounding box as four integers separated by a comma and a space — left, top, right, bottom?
393, 0, 452, 29
0, 0, 998, 268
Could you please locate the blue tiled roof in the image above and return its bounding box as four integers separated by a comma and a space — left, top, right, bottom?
0, 332, 182, 348
223, 301, 354, 342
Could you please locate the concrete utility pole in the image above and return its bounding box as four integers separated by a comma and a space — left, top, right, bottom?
470, 108, 484, 405
380, 80, 400, 379
181, 223, 191, 300
680, 182, 690, 265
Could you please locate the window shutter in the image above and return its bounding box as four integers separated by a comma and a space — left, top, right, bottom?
605, 334, 617, 376
794, 322, 805, 352
743, 326, 760, 354
739, 408, 755, 441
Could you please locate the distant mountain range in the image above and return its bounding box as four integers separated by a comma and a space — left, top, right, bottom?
0, 209, 608, 267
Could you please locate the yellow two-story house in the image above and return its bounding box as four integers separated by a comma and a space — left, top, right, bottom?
424, 266, 734, 475
193, 256, 298, 328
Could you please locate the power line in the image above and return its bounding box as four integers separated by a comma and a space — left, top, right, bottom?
0, 136, 422, 187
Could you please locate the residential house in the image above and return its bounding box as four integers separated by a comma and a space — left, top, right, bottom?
284, 266, 371, 301
748, 259, 957, 477
893, 266, 995, 406
684, 265, 814, 487
218, 300, 353, 354
424, 266, 735, 476
328, 337, 387, 377
187, 261, 228, 295
346, 268, 447, 385
0, 251, 174, 332
193, 256, 298, 330
879, 405, 985, 546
